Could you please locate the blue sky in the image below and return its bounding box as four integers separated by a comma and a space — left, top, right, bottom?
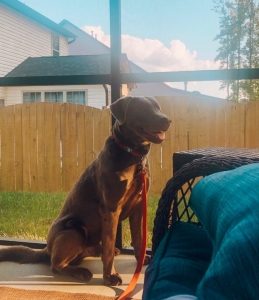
22, 0, 224, 97
23, 0, 219, 59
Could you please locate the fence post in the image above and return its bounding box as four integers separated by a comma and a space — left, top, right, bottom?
110, 0, 123, 249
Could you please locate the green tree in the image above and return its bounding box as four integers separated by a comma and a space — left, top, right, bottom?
214, 0, 233, 98
241, 1, 259, 100
214, 0, 259, 101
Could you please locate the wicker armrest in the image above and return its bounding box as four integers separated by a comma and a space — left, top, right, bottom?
152, 155, 257, 254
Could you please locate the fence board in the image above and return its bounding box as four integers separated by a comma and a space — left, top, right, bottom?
256, 102, 259, 146
158, 97, 174, 188
92, 108, 110, 159
196, 98, 211, 148
149, 144, 162, 195
0, 108, 2, 190
170, 97, 189, 152
61, 103, 78, 191
77, 105, 87, 175
245, 101, 259, 148
0, 106, 15, 190
37, 103, 47, 191
84, 107, 95, 168
44, 103, 62, 192
22, 104, 31, 190
233, 103, 245, 147
215, 101, 227, 146
14, 105, 23, 191
29, 104, 38, 191
187, 98, 199, 149
207, 100, 218, 147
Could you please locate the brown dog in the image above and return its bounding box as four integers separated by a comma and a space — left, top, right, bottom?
0, 96, 171, 286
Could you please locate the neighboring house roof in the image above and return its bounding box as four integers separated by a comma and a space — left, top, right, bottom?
0, 0, 75, 39
128, 61, 222, 100
5, 54, 129, 77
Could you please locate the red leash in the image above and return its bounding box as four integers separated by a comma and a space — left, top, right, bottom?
117, 169, 148, 300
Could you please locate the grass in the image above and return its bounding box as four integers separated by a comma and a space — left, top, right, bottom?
0, 192, 66, 241
0, 192, 160, 248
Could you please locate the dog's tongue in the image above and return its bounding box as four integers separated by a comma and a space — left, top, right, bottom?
156, 131, 166, 141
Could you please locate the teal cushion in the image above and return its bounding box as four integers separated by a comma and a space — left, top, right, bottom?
189, 163, 259, 300
143, 221, 212, 300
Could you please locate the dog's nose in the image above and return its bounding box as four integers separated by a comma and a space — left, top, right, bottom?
161, 116, 172, 130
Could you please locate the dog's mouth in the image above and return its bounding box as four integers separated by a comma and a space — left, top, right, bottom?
142, 129, 167, 144
151, 130, 166, 142
135, 117, 171, 144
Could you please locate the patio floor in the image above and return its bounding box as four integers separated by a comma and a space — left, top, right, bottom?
0, 246, 146, 299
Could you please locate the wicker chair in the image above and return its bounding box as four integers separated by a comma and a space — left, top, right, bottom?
152, 155, 259, 254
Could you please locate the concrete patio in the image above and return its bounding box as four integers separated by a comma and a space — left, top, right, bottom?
0, 246, 146, 299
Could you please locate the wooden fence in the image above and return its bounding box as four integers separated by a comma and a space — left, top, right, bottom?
0, 97, 258, 194
0, 103, 111, 193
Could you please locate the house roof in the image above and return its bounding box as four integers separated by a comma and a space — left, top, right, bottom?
5, 54, 129, 77
0, 0, 75, 39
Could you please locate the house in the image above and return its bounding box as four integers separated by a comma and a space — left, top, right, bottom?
0, 0, 221, 108
0, 0, 74, 77
4, 54, 131, 108
59, 19, 110, 56
0, 0, 75, 106
0, 0, 130, 108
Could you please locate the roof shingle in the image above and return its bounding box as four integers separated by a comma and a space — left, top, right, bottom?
6, 55, 115, 77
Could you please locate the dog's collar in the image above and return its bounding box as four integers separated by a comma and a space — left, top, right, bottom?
112, 134, 147, 160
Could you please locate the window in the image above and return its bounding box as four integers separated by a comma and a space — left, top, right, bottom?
66, 91, 87, 105
26, 91, 87, 104
51, 33, 60, 56
45, 92, 63, 103
23, 92, 41, 103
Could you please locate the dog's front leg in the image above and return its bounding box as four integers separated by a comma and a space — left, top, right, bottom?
129, 204, 151, 265
101, 210, 122, 286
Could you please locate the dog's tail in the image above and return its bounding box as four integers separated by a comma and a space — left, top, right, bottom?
0, 246, 50, 264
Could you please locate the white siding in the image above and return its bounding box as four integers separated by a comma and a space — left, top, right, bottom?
59, 36, 69, 56
61, 21, 110, 55
88, 85, 111, 108
5, 85, 108, 108
0, 3, 69, 76
0, 87, 6, 99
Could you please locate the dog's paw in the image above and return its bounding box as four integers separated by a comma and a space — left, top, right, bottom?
114, 247, 121, 256
103, 273, 122, 286
73, 267, 93, 282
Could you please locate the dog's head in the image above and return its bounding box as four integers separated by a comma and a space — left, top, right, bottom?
110, 96, 171, 144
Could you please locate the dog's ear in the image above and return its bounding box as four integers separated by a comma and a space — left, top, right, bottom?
110, 96, 133, 124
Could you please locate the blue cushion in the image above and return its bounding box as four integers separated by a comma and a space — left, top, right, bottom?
143, 221, 212, 300
189, 163, 259, 300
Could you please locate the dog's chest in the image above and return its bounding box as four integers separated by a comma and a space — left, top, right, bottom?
116, 161, 146, 188
116, 166, 137, 184
117, 161, 148, 208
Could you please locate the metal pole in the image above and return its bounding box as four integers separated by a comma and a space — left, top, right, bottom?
110, 0, 122, 249
110, 0, 121, 104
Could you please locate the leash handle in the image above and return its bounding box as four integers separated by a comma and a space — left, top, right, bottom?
117, 170, 147, 300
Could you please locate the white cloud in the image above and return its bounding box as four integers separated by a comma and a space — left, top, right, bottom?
82, 25, 226, 98
82, 25, 110, 46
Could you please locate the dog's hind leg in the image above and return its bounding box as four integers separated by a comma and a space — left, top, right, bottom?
50, 229, 93, 282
